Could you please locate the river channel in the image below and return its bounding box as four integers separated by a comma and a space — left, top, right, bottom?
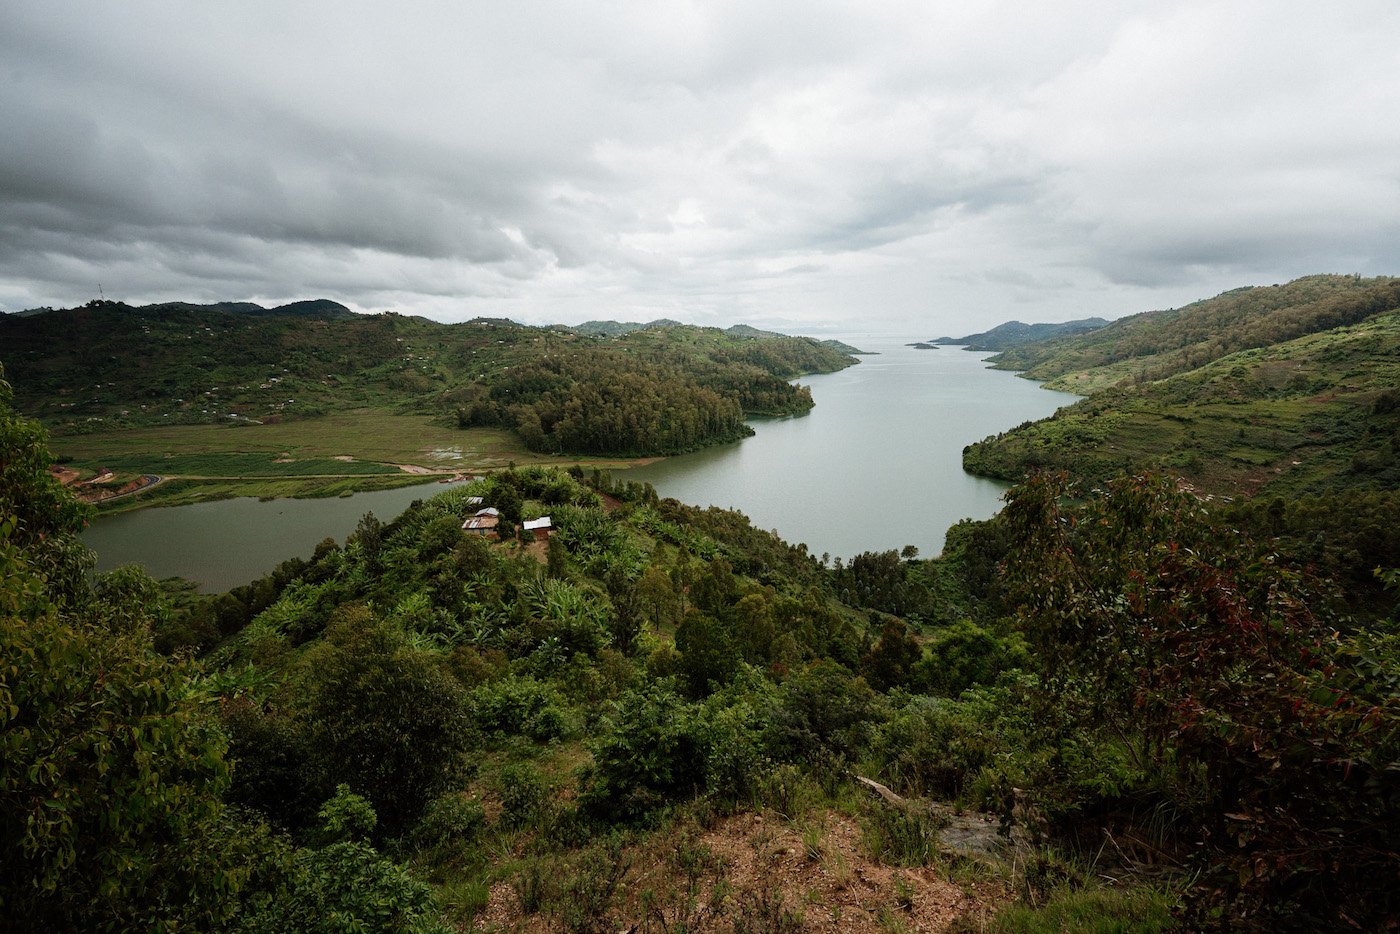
84, 342, 1078, 592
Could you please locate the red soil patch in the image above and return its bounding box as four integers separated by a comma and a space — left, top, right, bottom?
471, 809, 1001, 933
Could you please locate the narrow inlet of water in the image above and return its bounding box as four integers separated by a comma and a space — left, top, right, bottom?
624, 341, 1077, 562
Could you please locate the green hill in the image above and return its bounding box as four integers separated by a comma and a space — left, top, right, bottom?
987, 274, 1400, 389
963, 274, 1400, 611
136, 298, 361, 320
0, 300, 857, 470
934, 316, 1110, 351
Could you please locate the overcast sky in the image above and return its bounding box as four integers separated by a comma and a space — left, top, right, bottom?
2, 1, 1397, 337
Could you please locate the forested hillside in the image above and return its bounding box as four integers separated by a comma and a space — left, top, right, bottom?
0, 300, 856, 458
933, 317, 1109, 351
964, 275, 1400, 615
4, 361, 1398, 932
988, 274, 1400, 390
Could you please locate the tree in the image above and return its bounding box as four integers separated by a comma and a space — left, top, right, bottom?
0, 532, 250, 931
1, 376, 258, 931
911, 620, 1030, 697
674, 609, 740, 699
690, 558, 736, 616
637, 564, 680, 632
0, 370, 92, 553
0, 370, 93, 606
350, 511, 383, 574
302, 608, 472, 834
235, 789, 451, 934
545, 534, 569, 578
731, 593, 775, 664
1001, 472, 1400, 929
861, 616, 922, 691
578, 685, 708, 821
488, 483, 522, 523
763, 661, 876, 775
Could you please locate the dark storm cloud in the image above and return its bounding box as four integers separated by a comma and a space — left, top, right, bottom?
2, 1, 1398, 333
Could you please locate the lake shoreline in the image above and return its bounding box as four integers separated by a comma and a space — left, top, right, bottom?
83, 342, 1078, 591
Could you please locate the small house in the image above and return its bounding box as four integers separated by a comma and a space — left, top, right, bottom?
462, 506, 500, 536
522, 516, 553, 539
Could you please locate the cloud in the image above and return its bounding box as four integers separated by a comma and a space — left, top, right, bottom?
2, 0, 1398, 334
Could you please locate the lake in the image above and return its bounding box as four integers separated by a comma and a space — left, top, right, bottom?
84, 342, 1077, 592
85, 480, 465, 593
626, 341, 1077, 561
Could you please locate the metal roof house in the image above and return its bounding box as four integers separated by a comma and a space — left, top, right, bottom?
462, 507, 500, 535
522, 516, 553, 538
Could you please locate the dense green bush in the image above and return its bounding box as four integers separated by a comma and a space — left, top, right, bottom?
578, 685, 710, 822
913, 620, 1032, 697
861, 616, 923, 691
866, 693, 1007, 801
235, 839, 452, 934
302, 609, 472, 835
762, 662, 879, 775
469, 674, 565, 737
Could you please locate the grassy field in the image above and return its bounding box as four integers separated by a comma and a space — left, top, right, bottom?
52, 412, 517, 468
49, 411, 657, 511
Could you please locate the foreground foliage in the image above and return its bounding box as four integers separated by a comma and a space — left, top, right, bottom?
1003, 473, 1400, 929
4, 343, 1399, 931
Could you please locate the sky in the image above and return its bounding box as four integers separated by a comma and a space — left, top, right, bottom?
2, 1, 1397, 338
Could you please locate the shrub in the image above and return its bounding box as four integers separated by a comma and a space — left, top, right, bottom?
912, 620, 1032, 697
469, 675, 562, 736
578, 685, 709, 821
860, 800, 950, 867
414, 793, 486, 852
763, 661, 879, 775
235, 840, 452, 934
867, 694, 1002, 800
303, 609, 472, 834
497, 763, 552, 829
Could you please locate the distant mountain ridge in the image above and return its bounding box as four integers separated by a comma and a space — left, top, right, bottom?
985, 274, 1400, 386
137, 299, 359, 320
8, 302, 864, 354
934, 317, 1110, 351
563, 318, 685, 337
9, 298, 359, 320
560, 318, 866, 355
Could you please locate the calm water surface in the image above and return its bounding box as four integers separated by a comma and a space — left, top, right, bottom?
625, 341, 1077, 561
85, 342, 1077, 592
86, 480, 465, 593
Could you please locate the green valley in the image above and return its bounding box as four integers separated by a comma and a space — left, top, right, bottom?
1, 301, 857, 507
